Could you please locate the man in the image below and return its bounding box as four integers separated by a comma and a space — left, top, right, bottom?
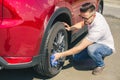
53, 2, 115, 75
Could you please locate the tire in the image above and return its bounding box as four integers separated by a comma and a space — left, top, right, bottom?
34, 22, 68, 77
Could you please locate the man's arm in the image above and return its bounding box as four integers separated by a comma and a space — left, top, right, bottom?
54, 37, 93, 61
72, 21, 84, 29
64, 21, 84, 31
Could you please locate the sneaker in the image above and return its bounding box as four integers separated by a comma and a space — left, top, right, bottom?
92, 66, 105, 75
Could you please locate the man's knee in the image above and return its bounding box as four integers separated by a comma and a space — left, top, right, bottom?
87, 44, 98, 56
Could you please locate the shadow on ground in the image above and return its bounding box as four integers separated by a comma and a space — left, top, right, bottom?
63, 56, 96, 71
0, 68, 50, 80
0, 59, 96, 80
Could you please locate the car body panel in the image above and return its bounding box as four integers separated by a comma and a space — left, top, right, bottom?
0, 0, 55, 57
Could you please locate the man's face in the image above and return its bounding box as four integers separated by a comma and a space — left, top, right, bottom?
79, 11, 95, 25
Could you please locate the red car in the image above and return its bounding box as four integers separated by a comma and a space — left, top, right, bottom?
0, 0, 103, 77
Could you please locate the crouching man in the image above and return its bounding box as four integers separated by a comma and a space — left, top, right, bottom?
53, 2, 115, 75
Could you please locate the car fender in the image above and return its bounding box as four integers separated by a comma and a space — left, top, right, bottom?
40, 7, 72, 55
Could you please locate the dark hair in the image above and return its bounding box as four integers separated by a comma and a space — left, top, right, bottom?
80, 2, 95, 13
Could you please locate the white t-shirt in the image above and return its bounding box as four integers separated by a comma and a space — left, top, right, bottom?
86, 12, 115, 51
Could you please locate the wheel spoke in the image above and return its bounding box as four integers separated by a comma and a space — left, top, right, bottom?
53, 31, 65, 52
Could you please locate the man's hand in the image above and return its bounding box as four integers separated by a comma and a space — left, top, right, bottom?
63, 22, 71, 31
53, 53, 63, 62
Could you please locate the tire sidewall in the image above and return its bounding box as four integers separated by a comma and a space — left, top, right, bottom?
36, 22, 68, 77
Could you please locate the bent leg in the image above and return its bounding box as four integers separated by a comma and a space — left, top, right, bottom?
87, 43, 113, 67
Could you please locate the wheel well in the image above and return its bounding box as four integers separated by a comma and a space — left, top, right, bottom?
53, 13, 71, 26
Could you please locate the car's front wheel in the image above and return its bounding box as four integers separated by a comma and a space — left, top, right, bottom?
34, 22, 68, 77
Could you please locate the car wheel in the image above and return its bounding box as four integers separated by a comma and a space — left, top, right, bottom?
34, 22, 68, 77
